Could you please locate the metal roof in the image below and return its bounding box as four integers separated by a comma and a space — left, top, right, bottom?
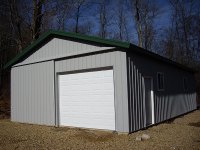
4, 30, 196, 73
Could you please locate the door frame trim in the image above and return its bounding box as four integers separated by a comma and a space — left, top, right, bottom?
144, 76, 155, 125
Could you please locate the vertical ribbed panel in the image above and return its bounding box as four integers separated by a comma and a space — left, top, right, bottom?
15, 38, 114, 66
55, 51, 129, 132
11, 61, 55, 125
154, 93, 197, 123
127, 54, 197, 132
127, 57, 146, 132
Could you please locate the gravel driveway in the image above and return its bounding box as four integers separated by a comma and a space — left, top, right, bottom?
0, 110, 200, 150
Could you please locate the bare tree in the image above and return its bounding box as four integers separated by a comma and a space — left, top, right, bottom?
31, 0, 45, 40
130, 0, 159, 49
0, 1, 7, 87
98, 0, 107, 38
158, 27, 176, 60
163, 0, 200, 65
142, 1, 158, 50
114, 0, 129, 41
132, 0, 142, 47
9, 0, 24, 51
54, 0, 73, 31
0, 0, 16, 89
41, 0, 57, 31
77, 21, 93, 34
72, 0, 86, 33
8, 0, 44, 51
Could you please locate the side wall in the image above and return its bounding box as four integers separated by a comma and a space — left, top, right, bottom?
127, 52, 197, 132
55, 51, 129, 132
11, 61, 55, 125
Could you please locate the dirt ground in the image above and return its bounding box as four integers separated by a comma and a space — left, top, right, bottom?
0, 110, 199, 150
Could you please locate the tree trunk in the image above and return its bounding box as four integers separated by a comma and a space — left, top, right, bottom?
99, 0, 106, 38
75, 6, 80, 33
9, 0, 23, 53
32, 0, 43, 41
134, 0, 142, 47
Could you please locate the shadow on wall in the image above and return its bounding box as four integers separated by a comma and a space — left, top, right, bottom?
154, 92, 197, 123
127, 65, 197, 130
127, 60, 197, 132
197, 97, 200, 108
0, 70, 11, 119
195, 73, 200, 107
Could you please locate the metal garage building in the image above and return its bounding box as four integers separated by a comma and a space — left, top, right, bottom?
5, 30, 197, 133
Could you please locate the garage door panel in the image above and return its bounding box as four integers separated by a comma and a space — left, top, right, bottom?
60, 94, 114, 100
60, 115, 115, 123
61, 113, 115, 118
60, 104, 115, 113
59, 69, 115, 130
60, 81, 113, 90
60, 89, 114, 96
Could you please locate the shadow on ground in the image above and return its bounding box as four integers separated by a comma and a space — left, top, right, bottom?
188, 122, 200, 127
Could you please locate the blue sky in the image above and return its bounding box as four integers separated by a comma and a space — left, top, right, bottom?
64, 0, 173, 44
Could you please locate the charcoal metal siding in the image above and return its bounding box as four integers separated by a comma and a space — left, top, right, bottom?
11, 61, 55, 125
127, 52, 197, 132
127, 59, 146, 131
55, 51, 129, 132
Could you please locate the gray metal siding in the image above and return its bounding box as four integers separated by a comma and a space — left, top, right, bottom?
11, 61, 55, 125
127, 53, 197, 132
127, 60, 146, 131
55, 51, 129, 132
15, 38, 114, 66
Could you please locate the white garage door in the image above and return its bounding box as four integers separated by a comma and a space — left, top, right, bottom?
58, 69, 115, 130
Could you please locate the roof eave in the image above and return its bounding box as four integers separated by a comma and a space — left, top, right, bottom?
129, 44, 197, 73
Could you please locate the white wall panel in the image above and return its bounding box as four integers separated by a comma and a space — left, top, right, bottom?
11, 61, 55, 125
15, 38, 114, 66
